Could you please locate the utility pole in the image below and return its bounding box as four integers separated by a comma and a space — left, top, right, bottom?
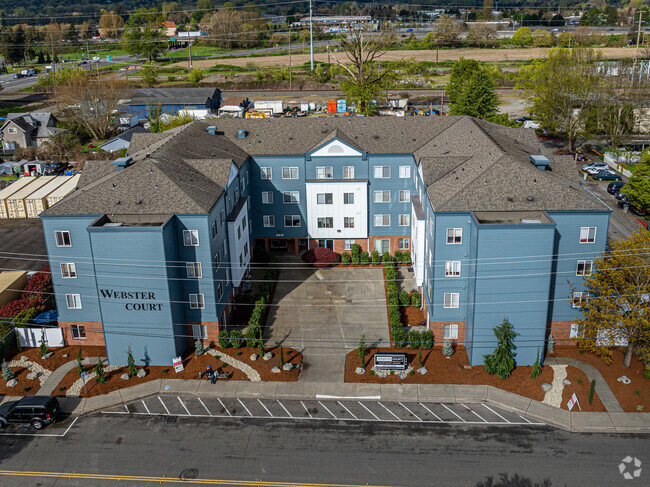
86, 41, 90, 62
51, 43, 56, 88
632, 10, 643, 86
309, 0, 314, 71
189, 34, 193, 69
289, 26, 292, 90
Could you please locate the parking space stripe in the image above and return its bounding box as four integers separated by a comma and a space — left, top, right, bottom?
358, 401, 380, 420
419, 404, 443, 422
519, 414, 532, 424
378, 402, 402, 421
237, 398, 253, 417
399, 402, 422, 421
257, 399, 274, 417
158, 397, 171, 415
198, 398, 212, 416
318, 401, 337, 419
178, 397, 191, 416
301, 401, 313, 418
218, 398, 232, 417
441, 403, 465, 422
277, 400, 293, 418
141, 400, 150, 414
462, 403, 487, 423
337, 401, 358, 420
482, 404, 510, 423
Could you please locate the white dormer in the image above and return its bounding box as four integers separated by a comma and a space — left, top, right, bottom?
311, 139, 363, 157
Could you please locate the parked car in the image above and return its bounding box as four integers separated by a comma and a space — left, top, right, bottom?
582, 162, 608, 172
615, 192, 628, 201
515, 116, 531, 123
0, 396, 60, 430
576, 154, 589, 162
44, 161, 68, 175
607, 181, 625, 195
591, 170, 622, 181
13, 72, 26, 79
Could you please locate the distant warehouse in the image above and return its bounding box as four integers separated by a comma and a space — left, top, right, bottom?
0, 175, 80, 219
121, 87, 223, 120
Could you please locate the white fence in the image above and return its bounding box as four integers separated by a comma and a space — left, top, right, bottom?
604, 152, 637, 178
17, 327, 64, 348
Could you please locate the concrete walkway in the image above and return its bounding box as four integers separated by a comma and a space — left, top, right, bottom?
37, 357, 106, 396
545, 356, 623, 413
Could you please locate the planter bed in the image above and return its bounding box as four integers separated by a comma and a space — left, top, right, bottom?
562, 366, 606, 413
0, 366, 39, 396
8, 345, 106, 371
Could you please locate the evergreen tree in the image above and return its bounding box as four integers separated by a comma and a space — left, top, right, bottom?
446, 58, 480, 105
2, 360, 14, 381
531, 347, 543, 379
357, 334, 367, 368
38, 331, 49, 356
280, 346, 284, 367
95, 356, 106, 383
195, 338, 205, 357
449, 69, 499, 119
418, 348, 423, 368
76, 347, 84, 375
483, 318, 519, 380
442, 340, 454, 357
547, 334, 555, 354
127, 346, 137, 378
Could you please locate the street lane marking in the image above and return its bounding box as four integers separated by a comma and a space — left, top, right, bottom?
277, 400, 293, 418
141, 400, 150, 414
378, 402, 402, 421
419, 403, 443, 422
0, 417, 78, 438
462, 403, 487, 423
318, 400, 337, 419
358, 401, 380, 420
399, 402, 422, 422
337, 401, 358, 420
218, 398, 232, 417
301, 401, 313, 418
198, 397, 212, 416
158, 397, 171, 415
237, 398, 253, 417
178, 396, 192, 416
257, 399, 274, 417
441, 403, 465, 422
482, 404, 510, 423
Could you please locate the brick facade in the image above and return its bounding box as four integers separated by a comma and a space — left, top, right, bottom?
59, 321, 105, 347
185, 322, 220, 348
427, 321, 466, 347
548, 320, 579, 348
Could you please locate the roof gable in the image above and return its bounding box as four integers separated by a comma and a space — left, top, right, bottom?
310, 130, 363, 157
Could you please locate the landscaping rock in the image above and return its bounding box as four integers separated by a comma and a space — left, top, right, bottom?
137, 369, 146, 378
20, 356, 29, 362
373, 368, 389, 378
617, 375, 631, 384
250, 354, 258, 361
282, 363, 293, 371
563, 379, 571, 386
355, 367, 366, 375
397, 370, 408, 380
271, 366, 281, 374
263, 353, 274, 361
417, 367, 428, 375
41, 352, 54, 360
26, 372, 41, 380
463, 365, 472, 369
121, 373, 130, 380
6, 379, 17, 387
542, 383, 553, 392
637, 406, 644, 411
62, 354, 69, 358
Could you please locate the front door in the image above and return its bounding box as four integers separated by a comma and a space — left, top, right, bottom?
318, 239, 334, 250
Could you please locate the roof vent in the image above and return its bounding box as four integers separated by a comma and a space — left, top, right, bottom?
529, 154, 550, 171
237, 129, 248, 139
507, 197, 513, 202
135, 200, 142, 204
207, 125, 217, 135
112, 157, 132, 172
527, 197, 534, 202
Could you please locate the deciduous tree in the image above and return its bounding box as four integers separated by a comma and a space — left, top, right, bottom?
624, 150, 650, 213
511, 27, 532, 46
122, 25, 166, 61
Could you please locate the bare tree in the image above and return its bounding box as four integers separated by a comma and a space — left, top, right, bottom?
428, 16, 462, 47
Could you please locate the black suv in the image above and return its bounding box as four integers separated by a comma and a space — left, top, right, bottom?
44, 161, 68, 175
0, 396, 60, 429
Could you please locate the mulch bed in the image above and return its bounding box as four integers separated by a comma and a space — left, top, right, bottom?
562, 366, 605, 413
9, 345, 107, 372
52, 346, 302, 398
551, 347, 650, 413
403, 306, 425, 327
345, 347, 553, 403
0, 366, 39, 397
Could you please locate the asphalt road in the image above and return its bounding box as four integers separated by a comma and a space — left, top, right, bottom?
0, 412, 648, 486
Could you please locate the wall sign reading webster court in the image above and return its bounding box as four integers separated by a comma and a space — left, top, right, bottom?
99, 289, 164, 311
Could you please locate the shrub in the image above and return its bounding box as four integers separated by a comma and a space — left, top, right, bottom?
301, 247, 340, 267
162, 368, 169, 373
398, 251, 411, 264
12, 307, 38, 327
38, 333, 49, 357
187, 68, 204, 85
218, 330, 230, 348
58, 386, 66, 391
244, 326, 259, 348
230, 330, 243, 348
369, 369, 375, 375
547, 334, 555, 354
530, 348, 542, 379
341, 252, 351, 264
280, 346, 284, 366
443, 340, 454, 357
382, 251, 392, 263
2, 360, 14, 380
393, 328, 407, 348
411, 291, 421, 308
195, 338, 205, 356
644, 369, 650, 380
420, 330, 433, 349
418, 349, 423, 368
23, 386, 30, 392
408, 330, 420, 349
360, 251, 370, 265
357, 334, 367, 368
394, 250, 403, 263
588, 380, 595, 404
168, 75, 176, 82
483, 318, 518, 380
76, 347, 83, 375
127, 346, 137, 377
371, 251, 380, 264
409, 370, 415, 376
350, 244, 361, 264
399, 291, 410, 307
388, 292, 399, 306
94, 356, 106, 383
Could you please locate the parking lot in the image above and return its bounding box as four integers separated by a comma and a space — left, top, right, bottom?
0, 218, 47, 271
101, 395, 544, 427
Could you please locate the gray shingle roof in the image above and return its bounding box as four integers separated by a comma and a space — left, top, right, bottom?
126, 88, 221, 105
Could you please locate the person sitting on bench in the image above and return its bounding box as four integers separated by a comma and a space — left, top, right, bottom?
211, 368, 220, 384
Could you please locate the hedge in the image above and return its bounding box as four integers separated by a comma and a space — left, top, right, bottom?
360, 251, 369, 264
408, 330, 421, 349
341, 252, 351, 264
411, 291, 421, 308
245, 325, 260, 348
420, 330, 433, 349
230, 329, 243, 348
350, 244, 361, 264
218, 330, 230, 348
392, 328, 407, 348
371, 250, 380, 264
399, 291, 410, 306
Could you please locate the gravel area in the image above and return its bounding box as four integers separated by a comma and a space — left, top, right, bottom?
8, 360, 52, 386
208, 349, 261, 381
542, 364, 568, 408
66, 365, 123, 397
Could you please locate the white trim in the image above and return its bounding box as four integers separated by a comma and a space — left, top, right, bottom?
60, 263, 77, 279
189, 293, 205, 309
55, 230, 71, 247
443, 293, 459, 309
183, 230, 199, 246
65, 293, 82, 309
579, 226, 596, 243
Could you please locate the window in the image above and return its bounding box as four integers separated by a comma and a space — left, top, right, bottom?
245, 172, 249, 186
244, 242, 249, 257
318, 217, 333, 228
240, 253, 244, 266
399, 165, 411, 178
60, 263, 77, 279
576, 260, 593, 276
222, 239, 228, 256
227, 197, 232, 213
183, 230, 199, 246
446, 228, 462, 244
262, 192, 273, 204
8, 127, 16, 134
398, 214, 410, 226
263, 215, 275, 227
211, 222, 217, 239
237, 226, 241, 239
220, 209, 225, 226
214, 252, 220, 267
189, 293, 205, 309
374, 166, 391, 178
399, 190, 410, 203
344, 192, 354, 204
283, 191, 300, 203
65, 294, 82, 309
282, 167, 299, 179
192, 324, 207, 339
398, 238, 409, 250
572, 292, 590, 308
374, 214, 390, 226
344, 239, 353, 251
186, 262, 202, 278
444, 293, 459, 309
260, 167, 272, 180
344, 217, 354, 228
217, 283, 223, 300
579, 227, 596, 243
343, 166, 355, 179
374, 190, 391, 203
316, 166, 333, 179
71, 324, 86, 339
242, 216, 246, 231
569, 323, 580, 339
55, 231, 71, 247
240, 176, 245, 193
443, 324, 458, 340
445, 261, 461, 277
285, 215, 301, 227
234, 188, 239, 202
374, 239, 390, 253
317, 193, 333, 204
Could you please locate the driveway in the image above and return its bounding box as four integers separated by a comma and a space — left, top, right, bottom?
265, 260, 390, 382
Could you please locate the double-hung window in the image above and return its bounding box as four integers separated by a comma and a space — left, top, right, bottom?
576, 260, 593, 276
214, 252, 220, 267
55, 231, 71, 247
316, 166, 333, 179
186, 262, 202, 278
344, 217, 354, 228
189, 293, 205, 309
66, 294, 82, 309
398, 214, 410, 226
399, 190, 410, 203
572, 292, 590, 308
343, 193, 354, 204
344, 239, 353, 250
398, 238, 409, 250
374, 214, 390, 226
217, 284, 223, 300
222, 239, 228, 256
374, 166, 390, 178
183, 230, 199, 246
192, 324, 207, 339
374, 190, 390, 203
282, 167, 299, 179
317, 193, 333, 204
71, 324, 86, 339
343, 166, 355, 179
211, 221, 217, 239
60, 263, 77, 279
444, 293, 459, 309
446, 228, 462, 244
262, 191, 273, 204
283, 191, 300, 204
285, 215, 301, 227
579, 227, 596, 243
445, 261, 461, 277
260, 167, 272, 180
263, 215, 275, 227
399, 165, 411, 178
220, 209, 225, 226
317, 217, 333, 228
443, 324, 458, 340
